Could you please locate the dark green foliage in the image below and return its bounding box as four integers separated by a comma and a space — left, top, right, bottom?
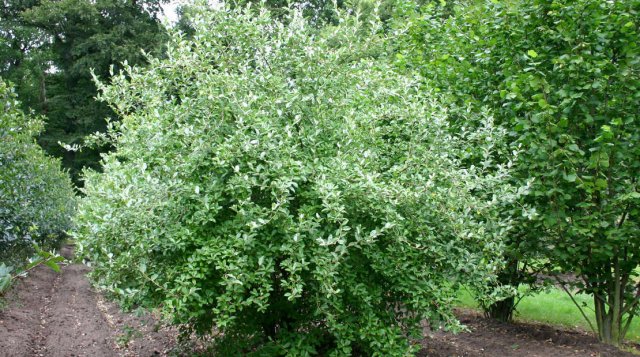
0, 0, 168, 183
0, 79, 75, 267
235, 0, 345, 24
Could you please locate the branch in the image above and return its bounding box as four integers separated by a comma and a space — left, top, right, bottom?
617, 203, 630, 229
621, 285, 640, 316
11, 254, 63, 282
556, 276, 597, 334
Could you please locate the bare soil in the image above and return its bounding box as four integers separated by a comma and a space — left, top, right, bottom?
0, 245, 179, 357
420, 309, 636, 357
0, 245, 636, 356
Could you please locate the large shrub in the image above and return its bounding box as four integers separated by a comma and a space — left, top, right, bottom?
75, 5, 513, 355
0, 79, 76, 266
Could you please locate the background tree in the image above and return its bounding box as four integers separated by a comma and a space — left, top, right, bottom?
396, 0, 640, 345
181, 0, 419, 29
0, 0, 55, 114
0, 0, 168, 183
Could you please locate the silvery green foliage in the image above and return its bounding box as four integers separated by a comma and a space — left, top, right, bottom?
0, 263, 12, 293
76, 4, 513, 355
0, 80, 76, 266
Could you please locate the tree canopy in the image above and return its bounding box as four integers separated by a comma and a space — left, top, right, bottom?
396, 0, 640, 344
0, 0, 168, 183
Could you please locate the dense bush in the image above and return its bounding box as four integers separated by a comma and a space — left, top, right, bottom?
397, 0, 640, 344
0, 80, 76, 266
75, 5, 515, 355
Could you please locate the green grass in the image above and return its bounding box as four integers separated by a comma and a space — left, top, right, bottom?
456, 287, 640, 343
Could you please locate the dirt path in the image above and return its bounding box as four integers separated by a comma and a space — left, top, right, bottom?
0, 245, 177, 357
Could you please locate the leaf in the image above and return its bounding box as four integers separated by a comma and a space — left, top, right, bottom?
595, 178, 608, 190
0, 263, 12, 276
567, 144, 580, 152
24, 258, 43, 271
527, 49, 538, 58
589, 152, 610, 169
44, 260, 61, 273
0, 276, 11, 293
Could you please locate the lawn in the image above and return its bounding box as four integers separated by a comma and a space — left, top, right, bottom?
456, 287, 640, 343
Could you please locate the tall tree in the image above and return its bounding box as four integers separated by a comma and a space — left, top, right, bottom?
0, 0, 167, 183
0, 0, 53, 112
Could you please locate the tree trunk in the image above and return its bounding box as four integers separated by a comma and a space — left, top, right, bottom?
591, 268, 630, 347
594, 294, 623, 346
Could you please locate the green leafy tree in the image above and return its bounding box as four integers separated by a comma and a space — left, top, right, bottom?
235, 0, 345, 24
75, 4, 514, 355
0, 0, 53, 113
0, 0, 168, 183
0, 79, 76, 267
397, 0, 640, 345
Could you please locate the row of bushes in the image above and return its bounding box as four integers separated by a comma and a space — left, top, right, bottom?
0, 79, 76, 267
